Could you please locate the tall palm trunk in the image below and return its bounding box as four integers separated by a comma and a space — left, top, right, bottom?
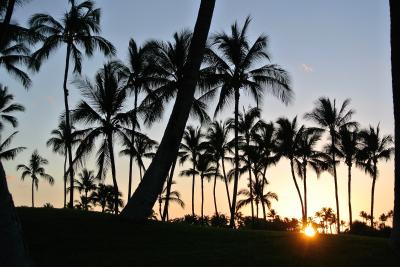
121, 0, 215, 220
390, 0, 400, 248
162, 159, 177, 221
331, 133, 341, 233
63, 43, 75, 209
303, 160, 308, 224
347, 164, 353, 229
107, 133, 119, 215
201, 174, 204, 222
0, 0, 16, 46
0, 162, 31, 266
248, 156, 255, 222
221, 157, 232, 211
128, 88, 138, 200
191, 160, 196, 216
290, 158, 305, 220
229, 89, 240, 228
63, 153, 67, 208
31, 179, 34, 208
370, 162, 377, 228
158, 196, 162, 220
262, 166, 267, 220
213, 161, 219, 215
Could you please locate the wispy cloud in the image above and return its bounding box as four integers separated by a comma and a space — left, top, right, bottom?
300, 63, 313, 73
45, 95, 55, 106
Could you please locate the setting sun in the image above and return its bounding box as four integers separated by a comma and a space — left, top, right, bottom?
304, 225, 316, 238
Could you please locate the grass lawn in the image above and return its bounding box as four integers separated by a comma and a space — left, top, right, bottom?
17, 207, 397, 267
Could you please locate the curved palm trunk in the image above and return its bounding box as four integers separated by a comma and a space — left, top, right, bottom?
127, 88, 138, 200
347, 164, 353, 230
63, 43, 75, 209
390, 0, 400, 248
331, 134, 340, 234
201, 174, 204, 222
303, 161, 308, 224
229, 89, 240, 228
191, 161, 196, 216
0, 162, 31, 266
248, 161, 255, 223
31, 179, 34, 208
290, 158, 305, 220
107, 134, 119, 215
261, 166, 267, 220
221, 157, 232, 211
63, 153, 67, 208
213, 162, 219, 215
370, 163, 377, 228
121, 0, 215, 220
162, 159, 177, 221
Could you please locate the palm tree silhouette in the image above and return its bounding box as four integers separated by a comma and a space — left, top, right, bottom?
17, 150, 54, 207
207, 16, 292, 227
158, 181, 184, 221
30, 0, 115, 208
335, 126, 361, 229
0, 131, 25, 161
90, 183, 113, 213
305, 97, 357, 233
358, 125, 394, 228
71, 169, 98, 203
72, 61, 128, 214
275, 117, 305, 221
0, 84, 24, 130
179, 125, 205, 216
204, 120, 232, 213
46, 119, 87, 208
196, 153, 215, 221
121, 0, 215, 221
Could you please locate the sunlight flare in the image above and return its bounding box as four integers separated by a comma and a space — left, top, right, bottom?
303, 225, 316, 237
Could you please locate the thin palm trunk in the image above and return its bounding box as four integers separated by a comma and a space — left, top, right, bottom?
63, 153, 67, 208
120, 0, 215, 220
162, 159, 177, 221
63, 43, 75, 209
262, 166, 267, 220
290, 158, 305, 220
139, 164, 143, 181
347, 164, 353, 229
158, 196, 162, 220
213, 162, 219, 215
0, 0, 16, 46
107, 134, 119, 215
230, 89, 240, 228
248, 159, 255, 222
331, 134, 341, 234
303, 160, 308, 224
0, 162, 31, 266
191, 161, 195, 216
390, 0, 400, 248
201, 174, 205, 222
128, 88, 138, 199
221, 157, 232, 211
31, 179, 34, 208
370, 162, 377, 228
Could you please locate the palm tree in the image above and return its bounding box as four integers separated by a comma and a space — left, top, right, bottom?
305, 97, 357, 233
46, 119, 87, 208
179, 125, 205, 216
30, 0, 115, 208
105, 189, 124, 214
196, 153, 215, 221
72, 61, 128, 215
358, 125, 394, 228
335, 126, 360, 229
204, 120, 232, 214
0, 84, 24, 130
275, 117, 305, 221
72, 169, 98, 200
17, 150, 54, 207
90, 183, 113, 213
0, 131, 25, 160
360, 211, 369, 224
121, 0, 215, 220
158, 181, 184, 221
207, 16, 292, 227
390, 0, 400, 247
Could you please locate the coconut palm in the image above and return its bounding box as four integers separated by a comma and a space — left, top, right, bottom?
0, 84, 24, 131
195, 153, 216, 221
304, 97, 357, 233
74, 195, 92, 211
204, 120, 232, 214
105, 189, 124, 214
335, 126, 361, 229
72, 61, 128, 215
158, 181, 184, 221
121, 0, 215, 220
46, 119, 87, 208
390, 0, 400, 247
0, 131, 25, 161
179, 125, 205, 216
17, 150, 54, 207
90, 183, 113, 213
71, 169, 98, 201
275, 117, 305, 221
358, 125, 394, 228
29, 0, 115, 208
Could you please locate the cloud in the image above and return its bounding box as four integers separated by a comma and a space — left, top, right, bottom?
45, 95, 55, 105
300, 64, 313, 73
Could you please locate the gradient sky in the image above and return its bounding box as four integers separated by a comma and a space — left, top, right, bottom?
2, 0, 393, 223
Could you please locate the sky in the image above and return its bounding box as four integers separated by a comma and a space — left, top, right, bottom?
1, 0, 394, 224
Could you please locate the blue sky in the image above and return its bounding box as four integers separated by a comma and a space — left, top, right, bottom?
2, 0, 393, 221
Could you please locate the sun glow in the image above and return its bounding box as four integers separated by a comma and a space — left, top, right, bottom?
303, 225, 316, 237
